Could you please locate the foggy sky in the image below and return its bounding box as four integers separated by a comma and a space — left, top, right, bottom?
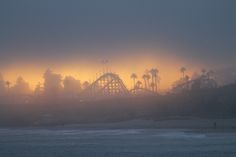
0, 0, 235, 67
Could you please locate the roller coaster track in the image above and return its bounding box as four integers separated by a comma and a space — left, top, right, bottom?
129, 87, 156, 95
80, 73, 130, 98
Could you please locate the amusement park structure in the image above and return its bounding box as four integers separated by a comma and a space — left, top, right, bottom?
80, 72, 157, 99
2, 66, 219, 103
78, 60, 159, 99
80, 73, 130, 99
1, 71, 159, 104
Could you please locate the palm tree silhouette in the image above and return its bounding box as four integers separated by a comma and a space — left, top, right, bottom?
136, 81, 142, 88
156, 75, 161, 88
131, 73, 137, 89
142, 74, 148, 89
180, 67, 186, 78
5, 81, 10, 92
150, 82, 155, 92
149, 68, 159, 92
146, 74, 151, 90
201, 68, 206, 76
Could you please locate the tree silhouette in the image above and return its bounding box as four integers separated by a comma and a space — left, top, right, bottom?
0, 74, 6, 95
131, 73, 137, 89
201, 68, 206, 76
149, 68, 159, 92
12, 76, 31, 95
185, 75, 190, 81
150, 82, 155, 92
43, 69, 63, 97
206, 70, 214, 79
34, 82, 42, 96
83, 81, 90, 89
180, 67, 187, 78
142, 74, 148, 89
135, 80, 142, 88
63, 76, 81, 98
146, 73, 151, 89
5, 81, 11, 92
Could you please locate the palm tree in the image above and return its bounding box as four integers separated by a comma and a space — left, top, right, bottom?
131, 73, 137, 89
146, 74, 151, 89
142, 74, 148, 89
136, 81, 142, 88
150, 82, 155, 92
157, 75, 161, 89
180, 67, 186, 78
201, 68, 206, 76
149, 68, 159, 92
185, 75, 190, 81
5, 81, 10, 92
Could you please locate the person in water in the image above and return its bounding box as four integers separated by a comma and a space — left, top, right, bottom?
213, 122, 217, 129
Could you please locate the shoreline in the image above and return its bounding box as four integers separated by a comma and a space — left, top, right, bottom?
1, 117, 236, 132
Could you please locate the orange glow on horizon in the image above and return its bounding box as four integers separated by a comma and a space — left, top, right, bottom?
0, 51, 203, 91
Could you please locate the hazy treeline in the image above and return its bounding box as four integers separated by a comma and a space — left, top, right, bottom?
0, 69, 90, 103
0, 67, 235, 100
0, 83, 236, 127
0, 67, 236, 127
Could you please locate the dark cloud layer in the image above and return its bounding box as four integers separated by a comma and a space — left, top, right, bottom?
0, 0, 235, 65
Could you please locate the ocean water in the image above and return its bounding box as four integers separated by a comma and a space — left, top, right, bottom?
0, 128, 236, 157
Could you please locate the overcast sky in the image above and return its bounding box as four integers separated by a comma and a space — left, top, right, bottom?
0, 0, 235, 67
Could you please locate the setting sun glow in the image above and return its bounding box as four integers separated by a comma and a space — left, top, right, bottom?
1, 52, 200, 92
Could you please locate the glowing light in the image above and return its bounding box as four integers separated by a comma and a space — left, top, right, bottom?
0, 48, 203, 91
